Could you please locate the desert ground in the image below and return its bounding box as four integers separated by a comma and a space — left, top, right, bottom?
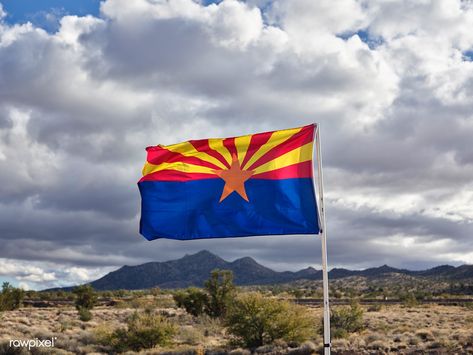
1, 295, 473, 355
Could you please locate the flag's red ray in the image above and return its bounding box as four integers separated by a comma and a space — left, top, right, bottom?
146, 146, 222, 170
223, 137, 237, 158
190, 139, 231, 169
246, 125, 314, 171
239, 131, 273, 168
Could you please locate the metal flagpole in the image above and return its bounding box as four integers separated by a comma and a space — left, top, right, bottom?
314, 124, 331, 354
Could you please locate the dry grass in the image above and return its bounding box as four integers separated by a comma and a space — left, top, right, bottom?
0, 302, 472, 354
324, 304, 473, 354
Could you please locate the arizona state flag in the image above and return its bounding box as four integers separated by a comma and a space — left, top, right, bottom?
138, 124, 320, 240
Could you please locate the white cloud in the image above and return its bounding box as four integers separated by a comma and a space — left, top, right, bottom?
57, 15, 103, 46
0, 0, 472, 289
18, 282, 31, 290
208, 0, 263, 48
0, 258, 57, 284
270, 0, 366, 35
0, 258, 112, 289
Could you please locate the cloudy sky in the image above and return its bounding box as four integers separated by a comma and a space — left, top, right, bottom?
1, 0, 473, 290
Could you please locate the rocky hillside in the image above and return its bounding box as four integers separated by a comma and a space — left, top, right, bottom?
79, 250, 473, 290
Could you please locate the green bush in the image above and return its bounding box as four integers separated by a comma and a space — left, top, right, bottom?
226, 292, 314, 348
0, 282, 25, 311
73, 284, 97, 310
400, 292, 418, 307
100, 311, 177, 352
290, 289, 304, 298
174, 288, 209, 317
173, 270, 236, 319
205, 269, 235, 318
73, 284, 97, 321
78, 307, 92, 322
329, 302, 364, 339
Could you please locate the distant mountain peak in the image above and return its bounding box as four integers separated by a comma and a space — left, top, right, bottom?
295, 266, 320, 277
47, 252, 473, 292
183, 250, 216, 257
232, 256, 259, 265
379, 264, 395, 270
179, 250, 224, 262
430, 265, 455, 271
194, 250, 216, 257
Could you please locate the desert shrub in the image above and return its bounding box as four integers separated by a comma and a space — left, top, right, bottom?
99, 311, 177, 352
365, 332, 383, 344
38, 292, 52, 301
173, 270, 235, 319
0, 282, 25, 311
100, 290, 113, 298
329, 302, 364, 339
129, 296, 149, 309
150, 287, 162, 296
286, 341, 318, 355
331, 328, 348, 340
367, 340, 387, 351
78, 307, 92, 322
178, 326, 204, 345
112, 289, 126, 297
155, 295, 177, 308
93, 323, 115, 344
415, 329, 434, 341
332, 290, 343, 299
73, 285, 96, 321
463, 302, 473, 310
414, 290, 432, 300
58, 319, 73, 332
400, 292, 418, 307
290, 289, 304, 298
73, 285, 97, 310
428, 339, 449, 349
112, 299, 128, 308
195, 314, 224, 337
367, 303, 382, 312
0, 340, 28, 354
226, 292, 314, 348
205, 269, 236, 318
174, 288, 209, 317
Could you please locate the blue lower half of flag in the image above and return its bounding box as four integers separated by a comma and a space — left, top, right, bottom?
138, 178, 320, 240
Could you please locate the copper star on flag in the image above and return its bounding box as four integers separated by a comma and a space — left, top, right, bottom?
213, 154, 254, 202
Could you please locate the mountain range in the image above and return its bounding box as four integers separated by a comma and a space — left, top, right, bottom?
77, 250, 473, 290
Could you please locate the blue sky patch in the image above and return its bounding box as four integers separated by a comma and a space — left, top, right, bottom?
201, 0, 223, 5
463, 50, 473, 62
337, 29, 384, 49
0, 0, 272, 33
1, 0, 100, 32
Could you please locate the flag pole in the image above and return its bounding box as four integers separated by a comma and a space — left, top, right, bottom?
314, 124, 331, 354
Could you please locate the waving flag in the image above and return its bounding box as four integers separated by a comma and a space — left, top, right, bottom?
138, 124, 320, 240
